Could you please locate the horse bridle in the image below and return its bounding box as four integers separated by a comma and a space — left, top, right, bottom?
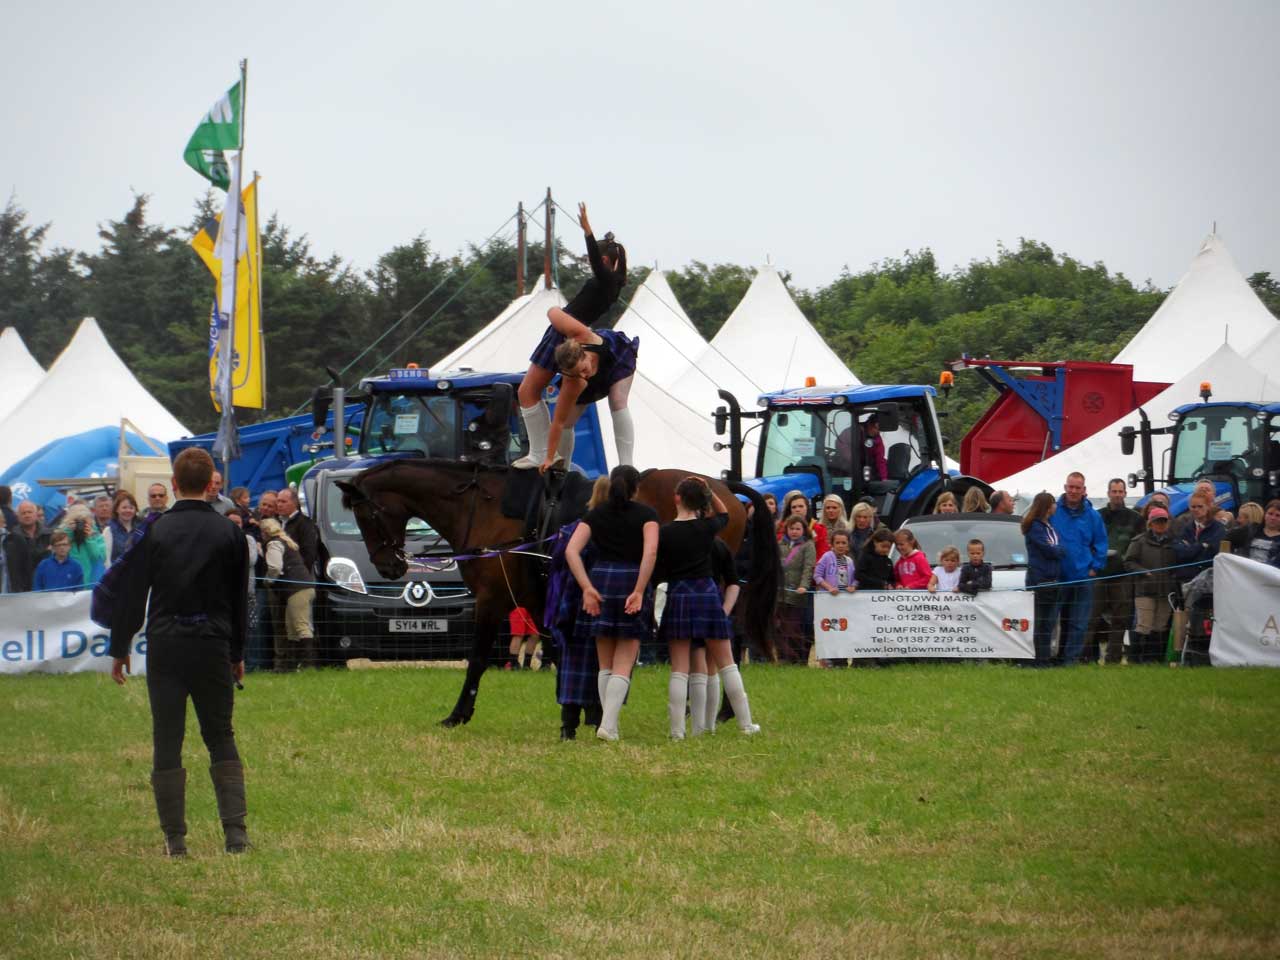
350, 465, 499, 570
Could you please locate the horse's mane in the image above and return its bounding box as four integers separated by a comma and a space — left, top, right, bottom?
357, 457, 510, 483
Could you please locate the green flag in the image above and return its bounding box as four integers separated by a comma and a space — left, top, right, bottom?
183, 80, 242, 190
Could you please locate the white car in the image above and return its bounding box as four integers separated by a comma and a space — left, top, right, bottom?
894, 512, 1028, 590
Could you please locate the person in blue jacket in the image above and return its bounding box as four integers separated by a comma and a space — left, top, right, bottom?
1049, 472, 1109, 665
33, 531, 85, 592
1022, 493, 1065, 665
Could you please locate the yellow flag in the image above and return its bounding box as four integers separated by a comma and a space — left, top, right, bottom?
191, 177, 266, 410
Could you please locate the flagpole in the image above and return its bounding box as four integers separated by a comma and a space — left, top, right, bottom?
253, 170, 265, 410
220, 59, 247, 484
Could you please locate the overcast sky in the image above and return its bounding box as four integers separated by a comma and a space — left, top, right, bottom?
5, 1, 1278, 294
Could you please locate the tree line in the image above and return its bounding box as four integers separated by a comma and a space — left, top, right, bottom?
2, 194, 1277, 455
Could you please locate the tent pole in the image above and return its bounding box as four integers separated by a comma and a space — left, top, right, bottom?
516, 202, 526, 297
543, 187, 553, 290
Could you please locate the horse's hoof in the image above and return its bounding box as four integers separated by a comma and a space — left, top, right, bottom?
440, 715, 466, 728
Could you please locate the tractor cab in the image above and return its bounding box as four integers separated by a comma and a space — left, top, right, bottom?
1122, 398, 1280, 515
309, 367, 610, 476
716, 383, 988, 529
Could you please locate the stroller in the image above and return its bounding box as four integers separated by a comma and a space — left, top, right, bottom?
1171, 567, 1215, 666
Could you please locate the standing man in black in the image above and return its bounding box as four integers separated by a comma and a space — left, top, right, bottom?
110, 448, 250, 856
1083, 478, 1144, 664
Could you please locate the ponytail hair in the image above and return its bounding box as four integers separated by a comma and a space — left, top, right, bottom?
599, 232, 627, 289
1020, 492, 1056, 534
608, 464, 641, 510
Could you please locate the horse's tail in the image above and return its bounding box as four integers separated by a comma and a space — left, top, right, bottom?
727, 480, 779, 664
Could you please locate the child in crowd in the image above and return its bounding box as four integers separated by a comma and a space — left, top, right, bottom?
814, 530, 858, 595
857, 528, 896, 589
775, 516, 816, 664
958, 539, 993, 595
33, 531, 84, 592
893, 529, 933, 589
927, 545, 962, 593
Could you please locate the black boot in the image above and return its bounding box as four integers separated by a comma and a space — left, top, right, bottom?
209, 760, 249, 853
560, 703, 580, 741
150, 768, 187, 857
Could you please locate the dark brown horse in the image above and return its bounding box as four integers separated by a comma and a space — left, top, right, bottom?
336, 460, 778, 727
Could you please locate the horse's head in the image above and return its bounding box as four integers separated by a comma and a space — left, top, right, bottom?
335, 475, 410, 581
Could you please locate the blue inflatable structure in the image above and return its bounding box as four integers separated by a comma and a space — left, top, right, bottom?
0, 425, 163, 512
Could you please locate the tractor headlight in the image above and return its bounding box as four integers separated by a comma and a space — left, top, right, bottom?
326, 557, 368, 595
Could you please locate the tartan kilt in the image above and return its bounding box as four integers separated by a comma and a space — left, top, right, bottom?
658, 577, 732, 643
576, 561, 654, 642
553, 576, 601, 707
529, 325, 564, 371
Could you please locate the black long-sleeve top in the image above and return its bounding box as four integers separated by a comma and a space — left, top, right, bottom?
957, 561, 993, 596
563, 233, 623, 325
857, 546, 895, 590
109, 499, 249, 661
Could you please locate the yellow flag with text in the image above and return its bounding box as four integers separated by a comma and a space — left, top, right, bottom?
191, 177, 265, 410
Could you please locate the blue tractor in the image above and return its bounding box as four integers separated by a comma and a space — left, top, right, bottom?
1121, 394, 1280, 517
714, 383, 990, 528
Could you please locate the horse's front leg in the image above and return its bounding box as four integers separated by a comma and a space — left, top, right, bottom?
441, 614, 500, 727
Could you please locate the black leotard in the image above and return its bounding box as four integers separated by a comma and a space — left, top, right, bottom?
563, 233, 623, 325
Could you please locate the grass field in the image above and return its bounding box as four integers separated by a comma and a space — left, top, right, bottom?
2, 663, 1279, 959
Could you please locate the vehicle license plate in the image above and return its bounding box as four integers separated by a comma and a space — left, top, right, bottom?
388, 619, 448, 633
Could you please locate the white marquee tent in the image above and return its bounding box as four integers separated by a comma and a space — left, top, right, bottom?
0, 318, 190, 475
706, 264, 861, 394
0, 327, 44, 422
1113, 233, 1278, 383
999, 339, 1280, 497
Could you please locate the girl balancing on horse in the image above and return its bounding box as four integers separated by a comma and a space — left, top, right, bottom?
513, 202, 638, 471
658, 477, 760, 739
565, 466, 659, 741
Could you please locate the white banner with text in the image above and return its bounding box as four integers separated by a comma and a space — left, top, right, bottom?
1210, 553, 1280, 668
814, 589, 1036, 660
0, 590, 148, 676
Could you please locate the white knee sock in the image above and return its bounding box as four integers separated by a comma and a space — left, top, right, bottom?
597, 668, 612, 706
517, 401, 550, 466
556, 421, 576, 465
668, 671, 689, 739
705, 672, 720, 733
600, 675, 630, 738
611, 407, 635, 466
688, 674, 708, 737
719, 663, 758, 733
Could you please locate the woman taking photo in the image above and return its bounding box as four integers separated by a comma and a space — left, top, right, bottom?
565, 466, 659, 741
1022, 492, 1065, 665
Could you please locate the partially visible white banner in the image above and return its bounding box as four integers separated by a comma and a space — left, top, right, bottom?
814, 589, 1035, 660
0, 590, 147, 675
1211, 553, 1280, 668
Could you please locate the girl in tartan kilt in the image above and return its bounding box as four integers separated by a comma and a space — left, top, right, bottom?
565, 466, 659, 741
657, 477, 760, 739
546, 477, 611, 740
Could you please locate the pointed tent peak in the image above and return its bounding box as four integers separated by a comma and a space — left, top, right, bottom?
1113, 231, 1277, 382
0, 327, 46, 422
710, 264, 861, 392
0, 316, 190, 475
630, 269, 699, 331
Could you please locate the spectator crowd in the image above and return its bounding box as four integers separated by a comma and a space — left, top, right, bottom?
3, 463, 1271, 670
0, 480, 324, 674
